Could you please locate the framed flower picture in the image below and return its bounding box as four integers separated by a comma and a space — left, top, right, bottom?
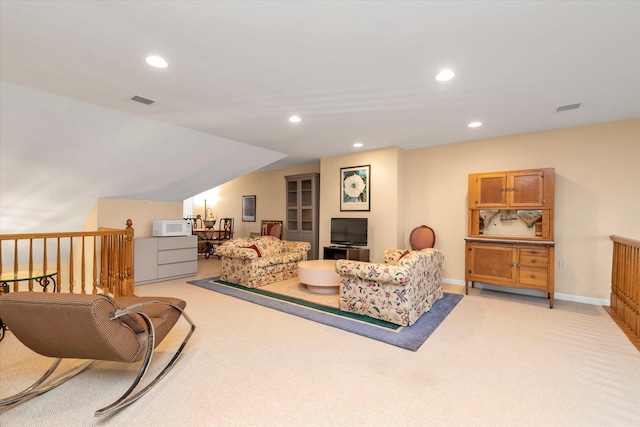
340, 165, 370, 211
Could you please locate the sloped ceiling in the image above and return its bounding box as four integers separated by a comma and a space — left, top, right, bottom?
0, 82, 286, 233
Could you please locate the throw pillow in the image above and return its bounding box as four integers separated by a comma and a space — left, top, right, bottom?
247, 244, 262, 257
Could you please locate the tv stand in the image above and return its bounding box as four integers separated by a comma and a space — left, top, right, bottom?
323, 246, 369, 261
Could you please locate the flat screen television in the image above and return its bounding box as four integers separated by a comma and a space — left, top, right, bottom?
330, 217, 368, 247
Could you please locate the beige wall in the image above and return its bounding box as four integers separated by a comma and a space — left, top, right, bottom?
193, 163, 321, 239
405, 118, 640, 302
96, 199, 183, 238
96, 118, 639, 303
319, 147, 406, 260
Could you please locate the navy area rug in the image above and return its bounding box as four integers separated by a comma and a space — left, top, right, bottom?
187, 277, 463, 351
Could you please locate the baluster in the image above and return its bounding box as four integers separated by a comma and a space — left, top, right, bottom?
13, 240, 18, 274
28, 239, 34, 291
13, 240, 18, 291
93, 236, 98, 294
100, 235, 108, 293
81, 236, 86, 294
69, 237, 74, 293
105, 235, 112, 295
56, 238, 61, 293
114, 235, 121, 297
43, 238, 48, 292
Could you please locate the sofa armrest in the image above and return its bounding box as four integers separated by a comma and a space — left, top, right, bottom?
335, 260, 409, 285
216, 244, 260, 261
283, 241, 311, 253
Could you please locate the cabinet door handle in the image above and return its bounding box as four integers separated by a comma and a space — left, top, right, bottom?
511, 263, 519, 268
530, 274, 536, 278
531, 259, 537, 264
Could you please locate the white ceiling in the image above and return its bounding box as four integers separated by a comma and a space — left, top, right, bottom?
1, 1, 639, 171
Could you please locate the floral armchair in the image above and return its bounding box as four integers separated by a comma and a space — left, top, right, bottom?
335, 248, 444, 326
217, 235, 311, 288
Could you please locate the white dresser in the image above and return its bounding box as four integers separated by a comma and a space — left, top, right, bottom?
134, 235, 197, 285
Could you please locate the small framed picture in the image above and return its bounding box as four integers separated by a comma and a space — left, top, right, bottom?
242, 195, 256, 222
340, 165, 370, 211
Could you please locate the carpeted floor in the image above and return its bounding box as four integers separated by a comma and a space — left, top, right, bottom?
1, 259, 639, 426
187, 276, 464, 351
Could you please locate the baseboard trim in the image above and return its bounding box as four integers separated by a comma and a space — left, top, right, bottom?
441, 278, 609, 307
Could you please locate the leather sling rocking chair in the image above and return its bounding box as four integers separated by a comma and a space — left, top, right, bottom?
0, 292, 195, 416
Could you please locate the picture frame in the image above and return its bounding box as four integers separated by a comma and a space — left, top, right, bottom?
242, 195, 256, 222
340, 165, 370, 211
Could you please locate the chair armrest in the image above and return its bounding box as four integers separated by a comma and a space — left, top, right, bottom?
335, 260, 409, 285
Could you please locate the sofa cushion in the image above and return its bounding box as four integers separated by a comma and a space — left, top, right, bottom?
254, 236, 282, 257
257, 256, 284, 268
281, 252, 305, 264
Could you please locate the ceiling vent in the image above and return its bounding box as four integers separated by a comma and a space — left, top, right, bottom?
130, 95, 155, 105
556, 103, 581, 112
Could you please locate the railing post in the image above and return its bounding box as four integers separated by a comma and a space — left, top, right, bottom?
121, 219, 135, 297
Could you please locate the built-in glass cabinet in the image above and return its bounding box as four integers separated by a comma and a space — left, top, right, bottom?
285, 173, 319, 259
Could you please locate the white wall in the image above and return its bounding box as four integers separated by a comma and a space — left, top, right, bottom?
0, 81, 286, 234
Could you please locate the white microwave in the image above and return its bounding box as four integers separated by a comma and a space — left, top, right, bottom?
153, 220, 192, 237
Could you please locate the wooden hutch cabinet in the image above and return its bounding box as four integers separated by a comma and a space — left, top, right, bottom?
465, 168, 556, 307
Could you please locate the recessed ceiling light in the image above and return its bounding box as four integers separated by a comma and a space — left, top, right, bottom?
289, 115, 301, 123
435, 69, 455, 82
145, 55, 168, 68
468, 121, 482, 128
353, 142, 363, 148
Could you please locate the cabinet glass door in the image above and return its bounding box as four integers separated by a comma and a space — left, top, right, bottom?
301, 179, 312, 206
287, 181, 298, 231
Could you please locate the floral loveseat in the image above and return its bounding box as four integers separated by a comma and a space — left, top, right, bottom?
217, 236, 311, 288
335, 248, 444, 326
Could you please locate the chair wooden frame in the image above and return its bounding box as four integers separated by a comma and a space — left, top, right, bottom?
0, 294, 195, 416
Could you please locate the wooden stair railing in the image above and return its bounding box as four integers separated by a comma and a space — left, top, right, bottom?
606, 235, 640, 351
0, 220, 134, 297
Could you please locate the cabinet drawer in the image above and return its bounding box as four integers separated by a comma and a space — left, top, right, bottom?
157, 235, 197, 250
519, 266, 548, 288
520, 252, 548, 267
520, 247, 548, 257
158, 248, 197, 265
158, 260, 197, 279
